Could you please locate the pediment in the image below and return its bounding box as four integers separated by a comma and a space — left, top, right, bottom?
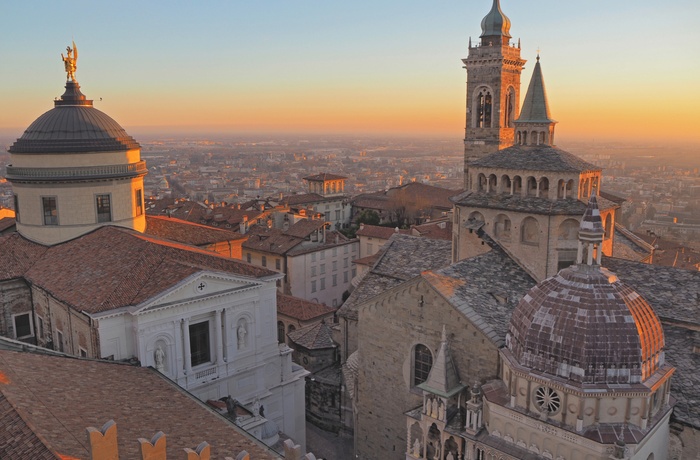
134, 272, 261, 314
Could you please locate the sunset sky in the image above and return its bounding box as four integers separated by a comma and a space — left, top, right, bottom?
1, 0, 699, 144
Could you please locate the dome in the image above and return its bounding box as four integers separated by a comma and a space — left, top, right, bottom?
507, 195, 665, 385
508, 258, 665, 385
9, 81, 139, 154
480, 0, 512, 40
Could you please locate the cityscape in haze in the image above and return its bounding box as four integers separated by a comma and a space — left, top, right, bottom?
0, 1, 699, 459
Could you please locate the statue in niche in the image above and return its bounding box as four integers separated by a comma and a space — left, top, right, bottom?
237, 321, 248, 349
252, 398, 261, 419
433, 442, 441, 460
154, 345, 166, 373
438, 400, 445, 421
431, 398, 438, 418
412, 438, 421, 457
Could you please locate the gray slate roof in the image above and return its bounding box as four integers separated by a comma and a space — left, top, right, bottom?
337, 234, 451, 321
424, 248, 535, 347
451, 191, 619, 216
469, 144, 599, 173
662, 324, 700, 428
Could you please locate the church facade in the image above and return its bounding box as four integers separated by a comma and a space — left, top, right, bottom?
0, 56, 307, 450
345, 1, 699, 459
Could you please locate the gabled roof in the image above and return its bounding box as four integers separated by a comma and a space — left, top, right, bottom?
284, 219, 326, 239
282, 193, 330, 206
4, 227, 276, 314
277, 293, 336, 322
145, 215, 245, 246
0, 349, 279, 459
242, 227, 303, 255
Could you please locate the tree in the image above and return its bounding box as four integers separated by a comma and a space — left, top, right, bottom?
356, 209, 380, 226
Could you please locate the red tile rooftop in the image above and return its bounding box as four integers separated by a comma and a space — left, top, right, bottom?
277, 293, 336, 321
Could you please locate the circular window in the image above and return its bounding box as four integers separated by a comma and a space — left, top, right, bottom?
535, 386, 561, 413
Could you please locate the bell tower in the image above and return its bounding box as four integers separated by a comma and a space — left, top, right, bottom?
462, 0, 525, 188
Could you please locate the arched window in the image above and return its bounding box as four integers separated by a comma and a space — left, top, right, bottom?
488, 174, 497, 193
538, 177, 550, 199
500, 175, 511, 194
512, 176, 523, 195
277, 321, 285, 344
526, 177, 537, 197
413, 344, 433, 386
476, 88, 492, 128
477, 173, 487, 192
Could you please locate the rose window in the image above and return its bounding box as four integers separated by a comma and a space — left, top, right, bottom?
535, 386, 560, 413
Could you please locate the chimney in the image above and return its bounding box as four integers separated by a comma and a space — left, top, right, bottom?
184, 441, 211, 460
359, 223, 365, 231
86, 420, 119, 460
138, 431, 166, 460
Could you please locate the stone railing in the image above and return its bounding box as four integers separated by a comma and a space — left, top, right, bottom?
5, 161, 147, 181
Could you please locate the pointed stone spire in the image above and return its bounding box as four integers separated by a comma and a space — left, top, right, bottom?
418, 326, 464, 397
514, 55, 558, 146
480, 0, 512, 45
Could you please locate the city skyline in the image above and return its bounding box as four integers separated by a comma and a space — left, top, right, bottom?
1, 0, 699, 145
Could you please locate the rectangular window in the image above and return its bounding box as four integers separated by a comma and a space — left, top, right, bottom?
332, 247, 338, 257
320, 278, 326, 290
311, 280, 317, 293
320, 250, 325, 260
276, 258, 281, 270
135, 189, 144, 216
189, 321, 211, 367
56, 330, 64, 352
311, 266, 316, 277
262, 256, 267, 267
344, 258, 348, 268
332, 260, 337, 271
246, 253, 251, 263
13, 194, 19, 223
311, 253, 316, 262
42, 197, 58, 225
320, 264, 326, 274
344, 271, 349, 283
344, 245, 348, 254
96, 194, 112, 223
335, 210, 340, 220
352, 268, 356, 278
367, 243, 373, 254
332, 274, 337, 287
80, 348, 88, 358
13, 313, 33, 339
332, 299, 338, 307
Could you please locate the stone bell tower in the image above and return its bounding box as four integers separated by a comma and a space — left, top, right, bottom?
462, 0, 526, 188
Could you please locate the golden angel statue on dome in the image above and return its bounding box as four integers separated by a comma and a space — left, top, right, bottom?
61, 41, 78, 81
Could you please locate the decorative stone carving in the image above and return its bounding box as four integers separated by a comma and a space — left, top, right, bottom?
412, 438, 421, 457
154, 345, 166, 373
237, 321, 248, 349
438, 400, 444, 421
431, 398, 438, 418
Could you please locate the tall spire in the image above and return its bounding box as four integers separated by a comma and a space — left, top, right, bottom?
514, 55, 558, 146
577, 194, 605, 266
418, 326, 463, 396
480, 0, 512, 45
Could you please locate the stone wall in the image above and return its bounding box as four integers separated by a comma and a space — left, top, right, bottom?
0, 279, 34, 343
355, 277, 500, 459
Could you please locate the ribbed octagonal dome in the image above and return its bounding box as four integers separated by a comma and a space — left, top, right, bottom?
9, 81, 139, 154
508, 264, 665, 384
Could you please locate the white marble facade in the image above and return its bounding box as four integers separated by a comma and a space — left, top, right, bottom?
94, 270, 308, 450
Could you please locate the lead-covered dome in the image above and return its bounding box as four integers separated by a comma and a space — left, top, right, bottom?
9, 81, 139, 154
480, 0, 512, 40
507, 196, 665, 385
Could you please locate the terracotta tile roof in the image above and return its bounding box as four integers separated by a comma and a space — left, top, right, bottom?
144, 215, 245, 246
303, 173, 347, 181
243, 228, 304, 255
356, 225, 405, 239
350, 195, 391, 211
282, 193, 330, 206
284, 219, 326, 239
288, 321, 336, 350
0, 349, 280, 459
277, 293, 336, 321
0, 233, 48, 281
18, 227, 276, 314
410, 221, 452, 240
352, 252, 382, 267
386, 182, 461, 210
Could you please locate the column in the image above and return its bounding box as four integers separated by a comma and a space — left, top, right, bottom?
215, 309, 223, 366
182, 318, 192, 374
